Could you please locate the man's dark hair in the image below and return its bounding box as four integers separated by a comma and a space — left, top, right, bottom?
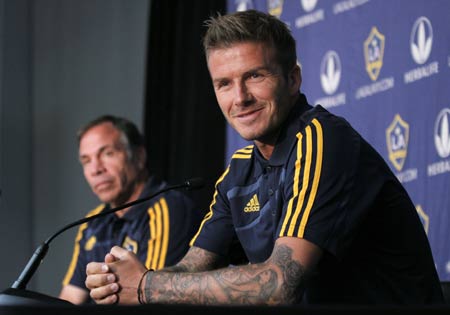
203, 10, 297, 75
77, 115, 145, 163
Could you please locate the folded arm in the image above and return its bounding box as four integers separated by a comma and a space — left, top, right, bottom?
142, 237, 320, 305
86, 236, 322, 305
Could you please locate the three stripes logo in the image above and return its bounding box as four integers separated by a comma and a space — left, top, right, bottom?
244, 194, 260, 212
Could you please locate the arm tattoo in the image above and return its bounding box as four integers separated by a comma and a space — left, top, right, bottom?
162, 247, 226, 273
144, 244, 306, 305
271, 244, 306, 303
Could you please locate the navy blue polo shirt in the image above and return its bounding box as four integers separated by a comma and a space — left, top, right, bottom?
63, 176, 202, 291
191, 94, 443, 304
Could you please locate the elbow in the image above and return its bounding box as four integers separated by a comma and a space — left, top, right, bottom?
269, 282, 303, 305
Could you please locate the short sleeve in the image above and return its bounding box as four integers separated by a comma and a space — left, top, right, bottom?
190, 166, 237, 257
277, 116, 366, 258
62, 224, 90, 290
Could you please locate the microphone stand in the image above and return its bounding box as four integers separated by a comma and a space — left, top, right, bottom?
0, 178, 204, 306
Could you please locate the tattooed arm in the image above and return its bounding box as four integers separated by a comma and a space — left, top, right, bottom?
162, 246, 229, 273
86, 246, 228, 304
87, 237, 321, 305
141, 237, 321, 305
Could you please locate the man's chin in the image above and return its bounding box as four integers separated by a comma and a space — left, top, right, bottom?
96, 193, 118, 206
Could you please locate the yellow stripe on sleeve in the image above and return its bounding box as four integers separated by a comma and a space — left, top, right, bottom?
298, 119, 323, 237
189, 166, 230, 246
145, 207, 156, 269
149, 202, 163, 270
231, 153, 252, 159
287, 125, 313, 236
280, 132, 303, 236
157, 197, 170, 269
231, 145, 254, 159
280, 119, 324, 238
62, 204, 104, 285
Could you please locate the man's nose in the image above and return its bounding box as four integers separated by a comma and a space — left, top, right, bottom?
90, 158, 106, 175
233, 82, 252, 107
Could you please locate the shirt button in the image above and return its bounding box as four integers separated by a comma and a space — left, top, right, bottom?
268, 189, 274, 196
266, 166, 272, 172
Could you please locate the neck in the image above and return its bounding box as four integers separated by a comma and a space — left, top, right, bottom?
254, 140, 276, 160
113, 180, 146, 218
254, 93, 300, 160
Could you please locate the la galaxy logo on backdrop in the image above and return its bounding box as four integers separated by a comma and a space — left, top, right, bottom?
364, 26, 384, 81
404, 16, 439, 84
386, 114, 417, 183
315, 50, 346, 108
355, 27, 394, 100
295, 0, 324, 29
386, 114, 409, 172
427, 108, 450, 177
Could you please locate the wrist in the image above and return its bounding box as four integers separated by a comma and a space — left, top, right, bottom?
137, 269, 153, 304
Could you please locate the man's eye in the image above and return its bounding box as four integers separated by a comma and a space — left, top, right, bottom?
216, 81, 229, 89
80, 159, 90, 166
247, 72, 265, 81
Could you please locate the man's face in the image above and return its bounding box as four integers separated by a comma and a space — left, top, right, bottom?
207, 41, 300, 145
79, 122, 140, 207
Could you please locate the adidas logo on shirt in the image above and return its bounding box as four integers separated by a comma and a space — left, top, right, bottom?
244, 194, 260, 212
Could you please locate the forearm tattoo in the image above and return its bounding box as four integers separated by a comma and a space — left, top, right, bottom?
143, 244, 305, 305
271, 245, 306, 303
163, 247, 226, 273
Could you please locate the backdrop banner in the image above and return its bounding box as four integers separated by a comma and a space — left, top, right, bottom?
226, 0, 450, 281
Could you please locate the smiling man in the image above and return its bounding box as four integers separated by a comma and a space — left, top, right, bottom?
59, 115, 202, 304
85, 11, 443, 305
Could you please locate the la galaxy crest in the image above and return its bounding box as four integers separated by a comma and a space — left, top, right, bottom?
122, 236, 138, 254
364, 26, 385, 81
386, 114, 409, 172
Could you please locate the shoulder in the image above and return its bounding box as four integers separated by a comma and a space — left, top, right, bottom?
86, 204, 105, 217
299, 106, 359, 148
230, 145, 254, 161
221, 144, 255, 184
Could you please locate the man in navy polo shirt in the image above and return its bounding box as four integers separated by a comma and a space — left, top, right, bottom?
59, 115, 201, 304
85, 11, 443, 305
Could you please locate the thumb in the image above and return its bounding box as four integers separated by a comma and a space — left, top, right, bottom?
105, 253, 117, 263
110, 245, 128, 259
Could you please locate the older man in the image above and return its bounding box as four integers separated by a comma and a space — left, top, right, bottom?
59, 115, 202, 304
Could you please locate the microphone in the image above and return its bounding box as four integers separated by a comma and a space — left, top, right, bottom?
1, 178, 204, 305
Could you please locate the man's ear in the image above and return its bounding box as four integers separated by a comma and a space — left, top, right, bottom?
136, 147, 147, 171
288, 64, 302, 95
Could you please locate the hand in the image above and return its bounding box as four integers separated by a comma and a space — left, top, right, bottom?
86, 253, 120, 304
87, 246, 148, 305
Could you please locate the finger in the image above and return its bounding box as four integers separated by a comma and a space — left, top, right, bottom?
110, 245, 128, 258
105, 253, 117, 263
90, 283, 120, 304
94, 293, 118, 305
86, 261, 109, 275
85, 273, 116, 290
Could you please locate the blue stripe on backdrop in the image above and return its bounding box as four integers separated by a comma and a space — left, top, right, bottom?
225, 0, 450, 281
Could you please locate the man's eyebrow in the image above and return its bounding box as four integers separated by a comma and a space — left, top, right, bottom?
79, 144, 111, 160
212, 66, 271, 84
